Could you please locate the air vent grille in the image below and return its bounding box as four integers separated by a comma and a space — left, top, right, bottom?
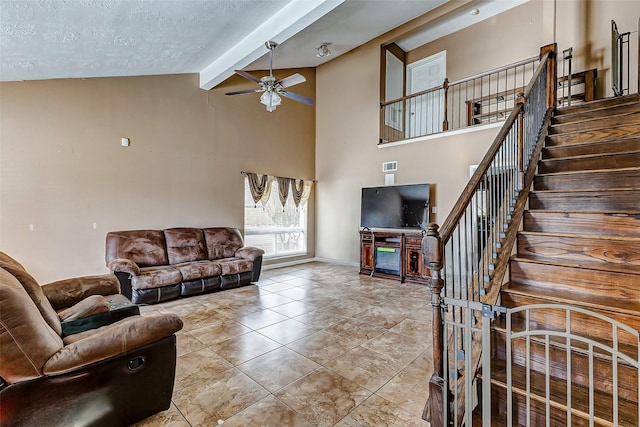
382, 161, 398, 172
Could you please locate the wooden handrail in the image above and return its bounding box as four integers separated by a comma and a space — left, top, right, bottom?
447, 55, 539, 86
381, 84, 445, 106
438, 50, 550, 244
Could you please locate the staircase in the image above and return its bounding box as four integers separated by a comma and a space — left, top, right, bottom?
487, 94, 640, 425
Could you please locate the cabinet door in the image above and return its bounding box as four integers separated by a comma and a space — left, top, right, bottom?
405, 247, 422, 277
362, 243, 374, 270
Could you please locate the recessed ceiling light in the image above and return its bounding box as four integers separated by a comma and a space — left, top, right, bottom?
471, 8, 480, 15
316, 43, 331, 58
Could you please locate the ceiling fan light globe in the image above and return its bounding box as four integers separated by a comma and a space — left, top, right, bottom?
260, 91, 282, 111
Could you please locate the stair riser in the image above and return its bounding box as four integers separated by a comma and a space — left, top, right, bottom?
547, 124, 640, 147
490, 386, 637, 427
517, 234, 640, 266
510, 261, 640, 298
529, 191, 640, 211
523, 212, 640, 238
539, 152, 640, 174
556, 94, 640, 116
492, 332, 638, 402
549, 112, 640, 135
534, 169, 640, 191
501, 293, 640, 348
543, 138, 640, 159
553, 102, 640, 125
551, 112, 640, 135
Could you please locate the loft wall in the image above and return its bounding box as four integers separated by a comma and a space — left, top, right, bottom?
0, 71, 316, 282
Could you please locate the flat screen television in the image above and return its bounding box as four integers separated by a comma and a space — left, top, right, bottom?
360, 183, 430, 229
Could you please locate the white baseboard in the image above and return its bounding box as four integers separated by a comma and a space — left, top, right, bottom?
263, 257, 359, 270
314, 257, 359, 267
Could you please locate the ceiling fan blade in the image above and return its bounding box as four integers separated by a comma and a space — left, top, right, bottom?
225, 88, 261, 96
234, 70, 261, 84
278, 73, 306, 88
282, 91, 315, 105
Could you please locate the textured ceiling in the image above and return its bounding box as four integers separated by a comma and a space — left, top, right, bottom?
0, 0, 523, 89
0, 0, 448, 88
0, 0, 290, 81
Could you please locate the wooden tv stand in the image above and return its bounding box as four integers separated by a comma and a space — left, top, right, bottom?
359, 230, 429, 285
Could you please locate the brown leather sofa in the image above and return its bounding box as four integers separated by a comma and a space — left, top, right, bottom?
0, 252, 183, 427
106, 227, 265, 304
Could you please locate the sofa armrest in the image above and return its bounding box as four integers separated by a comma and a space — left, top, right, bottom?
235, 246, 265, 261
43, 274, 121, 310
107, 258, 141, 276
43, 314, 183, 375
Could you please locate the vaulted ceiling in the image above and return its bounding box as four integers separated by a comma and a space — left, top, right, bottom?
0, 0, 527, 90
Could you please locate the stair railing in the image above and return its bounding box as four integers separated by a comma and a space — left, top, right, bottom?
379, 56, 540, 144
612, 20, 630, 96
422, 44, 557, 427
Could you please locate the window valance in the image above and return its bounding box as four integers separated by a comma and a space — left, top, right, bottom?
243, 171, 314, 208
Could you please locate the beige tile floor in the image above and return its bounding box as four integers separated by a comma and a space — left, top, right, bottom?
133, 262, 434, 427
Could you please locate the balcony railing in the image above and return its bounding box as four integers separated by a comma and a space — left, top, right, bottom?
380, 56, 540, 144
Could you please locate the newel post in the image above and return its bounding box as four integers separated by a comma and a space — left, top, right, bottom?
516, 93, 525, 191
540, 43, 557, 109
442, 78, 449, 131
422, 223, 447, 426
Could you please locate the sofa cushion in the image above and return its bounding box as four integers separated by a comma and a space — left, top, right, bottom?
173, 260, 222, 281
0, 268, 64, 383
106, 230, 169, 267
203, 228, 244, 259
215, 258, 254, 275
0, 251, 63, 336
163, 228, 208, 265
131, 266, 182, 290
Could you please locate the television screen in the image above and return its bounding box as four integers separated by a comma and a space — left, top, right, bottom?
360, 183, 430, 229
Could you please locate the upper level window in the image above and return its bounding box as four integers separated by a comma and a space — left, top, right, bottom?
243, 176, 311, 259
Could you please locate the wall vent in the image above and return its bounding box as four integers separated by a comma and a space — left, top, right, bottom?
382, 161, 398, 172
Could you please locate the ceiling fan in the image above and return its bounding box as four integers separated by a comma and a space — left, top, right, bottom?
225, 41, 315, 112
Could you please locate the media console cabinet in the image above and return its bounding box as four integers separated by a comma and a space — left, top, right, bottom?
359, 230, 429, 285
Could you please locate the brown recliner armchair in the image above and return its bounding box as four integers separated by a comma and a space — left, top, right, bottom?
0, 253, 183, 426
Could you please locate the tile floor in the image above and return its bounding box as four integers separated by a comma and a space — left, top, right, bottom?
133, 262, 434, 427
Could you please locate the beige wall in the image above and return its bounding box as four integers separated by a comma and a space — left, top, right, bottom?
0, 71, 316, 282
554, 0, 639, 97
406, 1, 546, 79
315, 1, 549, 264
315, 0, 639, 265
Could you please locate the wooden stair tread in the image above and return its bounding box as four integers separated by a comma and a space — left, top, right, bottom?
532, 187, 640, 194
536, 166, 640, 177
512, 254, 640, 274
546, 123, 640, 147
519, 230, 640, 242
527, 209, 640, 215
556, 94, 640, 115
543, 137, 640, 158
550, 111, 640, 135
482, 360, 639, 425
540, 150, 640, 163
503, 281, 640, 317
523, 211, 640, 237
553, 102, 640, 124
